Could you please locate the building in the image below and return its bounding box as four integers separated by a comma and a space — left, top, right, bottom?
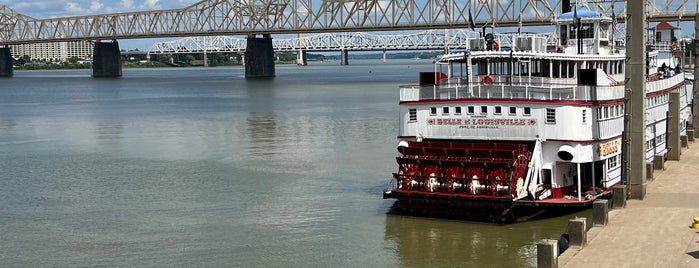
11, 41, 93, 62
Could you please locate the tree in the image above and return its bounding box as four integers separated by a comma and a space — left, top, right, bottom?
68, 57, 79, 64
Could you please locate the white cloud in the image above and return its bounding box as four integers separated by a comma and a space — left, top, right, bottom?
141, 0, 160, 9
89, 1, 104, 12
120, 0, 134, 9
65, 2, 85, 13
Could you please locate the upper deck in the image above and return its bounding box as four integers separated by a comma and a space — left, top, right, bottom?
400, 72, 685, 103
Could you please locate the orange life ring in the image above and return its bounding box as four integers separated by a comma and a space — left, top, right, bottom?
493, 40, 500, 51
481, 75, 494, 86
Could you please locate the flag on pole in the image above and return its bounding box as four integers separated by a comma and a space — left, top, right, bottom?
518, 16, 522, 34
468, 8, 475, 32
572, 4, 579, 29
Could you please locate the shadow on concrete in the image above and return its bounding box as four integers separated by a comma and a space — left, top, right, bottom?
686, 250, 699, 259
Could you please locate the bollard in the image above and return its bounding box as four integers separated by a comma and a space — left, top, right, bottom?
567, 218, 587, 248
593, 200, 609, 226
537, 239, 559, 268
653, 155, 664, 170
688, 129, 695, 142
646, 163, 654, 181
612, 185, 627, 209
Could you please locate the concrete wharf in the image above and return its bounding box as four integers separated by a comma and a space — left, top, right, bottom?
559, 145, 699, 268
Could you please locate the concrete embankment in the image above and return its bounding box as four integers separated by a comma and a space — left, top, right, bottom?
557, 145, 699, 268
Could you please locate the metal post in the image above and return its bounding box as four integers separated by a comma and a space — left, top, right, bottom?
577, 162, 582, 201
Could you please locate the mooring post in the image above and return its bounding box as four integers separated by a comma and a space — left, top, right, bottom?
566, 218, 587, 248
593, 200, 609, 226
537, 239, 559, 268
653, 155, 664, 170
612, 185, 627, 209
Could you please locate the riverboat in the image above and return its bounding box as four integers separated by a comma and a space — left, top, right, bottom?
382, 7, 693, 222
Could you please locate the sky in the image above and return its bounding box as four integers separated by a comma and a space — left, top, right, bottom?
0, 0, 199, 49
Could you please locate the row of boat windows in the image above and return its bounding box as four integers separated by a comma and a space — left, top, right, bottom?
427, 106, 533, 117
471, 59, 625, 78
647, 134, 667, 150
646, 94, 669, 107
597, 104, 625, 120
414, 106, 557, 124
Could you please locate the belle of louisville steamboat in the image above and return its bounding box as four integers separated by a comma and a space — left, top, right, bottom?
383, 7, 692, 221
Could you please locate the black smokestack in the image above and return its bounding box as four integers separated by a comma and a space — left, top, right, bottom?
562, 0, 571, 13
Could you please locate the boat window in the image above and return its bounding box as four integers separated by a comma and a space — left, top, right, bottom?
524, 107, 531, 116
607, 155, 619, 168
455, 106, 462, 115
442, 106, 450, 115
509, 107, 516, 115
494, 106, 502, 115
430, 107, 437, 115
409, 109, 417, 122
546, 108, 556, 124
480, 106, 488, 114
580, 23, 594, 38
467, 106, 475, 115
582, 109, 587, 124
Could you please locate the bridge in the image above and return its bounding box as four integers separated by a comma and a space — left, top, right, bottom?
0, 0, 697, 77
146, 30, 486, 65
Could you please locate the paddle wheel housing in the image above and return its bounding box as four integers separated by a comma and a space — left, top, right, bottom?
391, 140, 533, 199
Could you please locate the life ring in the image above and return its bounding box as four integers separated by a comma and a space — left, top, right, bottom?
493, 40, 500, 51
481, 75, 494, 86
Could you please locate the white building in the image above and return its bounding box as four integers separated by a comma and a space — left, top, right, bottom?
11, 41, 94, 62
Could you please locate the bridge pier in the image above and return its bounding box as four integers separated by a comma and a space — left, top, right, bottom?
0, 46, 13, 77
92, 40, 123, 78
296, 49, 307, 66
245, 34, 275, 78
340, 49, 349, 65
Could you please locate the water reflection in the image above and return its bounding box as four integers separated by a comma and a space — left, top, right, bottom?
246, 112, 278, 156
384, 209, 592, 268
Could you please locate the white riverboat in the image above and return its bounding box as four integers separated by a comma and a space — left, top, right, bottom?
383, 7, 693, 222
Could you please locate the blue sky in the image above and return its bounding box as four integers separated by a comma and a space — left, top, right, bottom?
0, 0, 199, 49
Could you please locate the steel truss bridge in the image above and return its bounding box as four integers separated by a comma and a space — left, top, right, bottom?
0, 0, 697, 45
147, 30, 491, 54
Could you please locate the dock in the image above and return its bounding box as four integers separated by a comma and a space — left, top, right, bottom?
558, 145, 699, 267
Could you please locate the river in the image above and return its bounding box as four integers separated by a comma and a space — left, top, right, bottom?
0, 60, 590, 267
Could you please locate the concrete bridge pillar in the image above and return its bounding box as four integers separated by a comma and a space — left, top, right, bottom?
245, 34, 275, 78
296, 49, 307, 66
92, 40, 123, 78
668, 91, 681, 160
340, 49, 349, 65
625, 0, 647, 199
0, 47, 13, 77
382, 49, 387, 63
693, 13, 699, 139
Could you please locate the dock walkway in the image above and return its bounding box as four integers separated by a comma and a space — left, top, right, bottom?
560, 146, 699, 268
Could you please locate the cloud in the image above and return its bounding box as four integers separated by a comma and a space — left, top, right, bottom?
141, 0, 160, 9
120, 0, 134, 9
65, 2, 85, 13
89, 1, 104, 12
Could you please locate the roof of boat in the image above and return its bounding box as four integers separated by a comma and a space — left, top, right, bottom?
558, 7, 604, 20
